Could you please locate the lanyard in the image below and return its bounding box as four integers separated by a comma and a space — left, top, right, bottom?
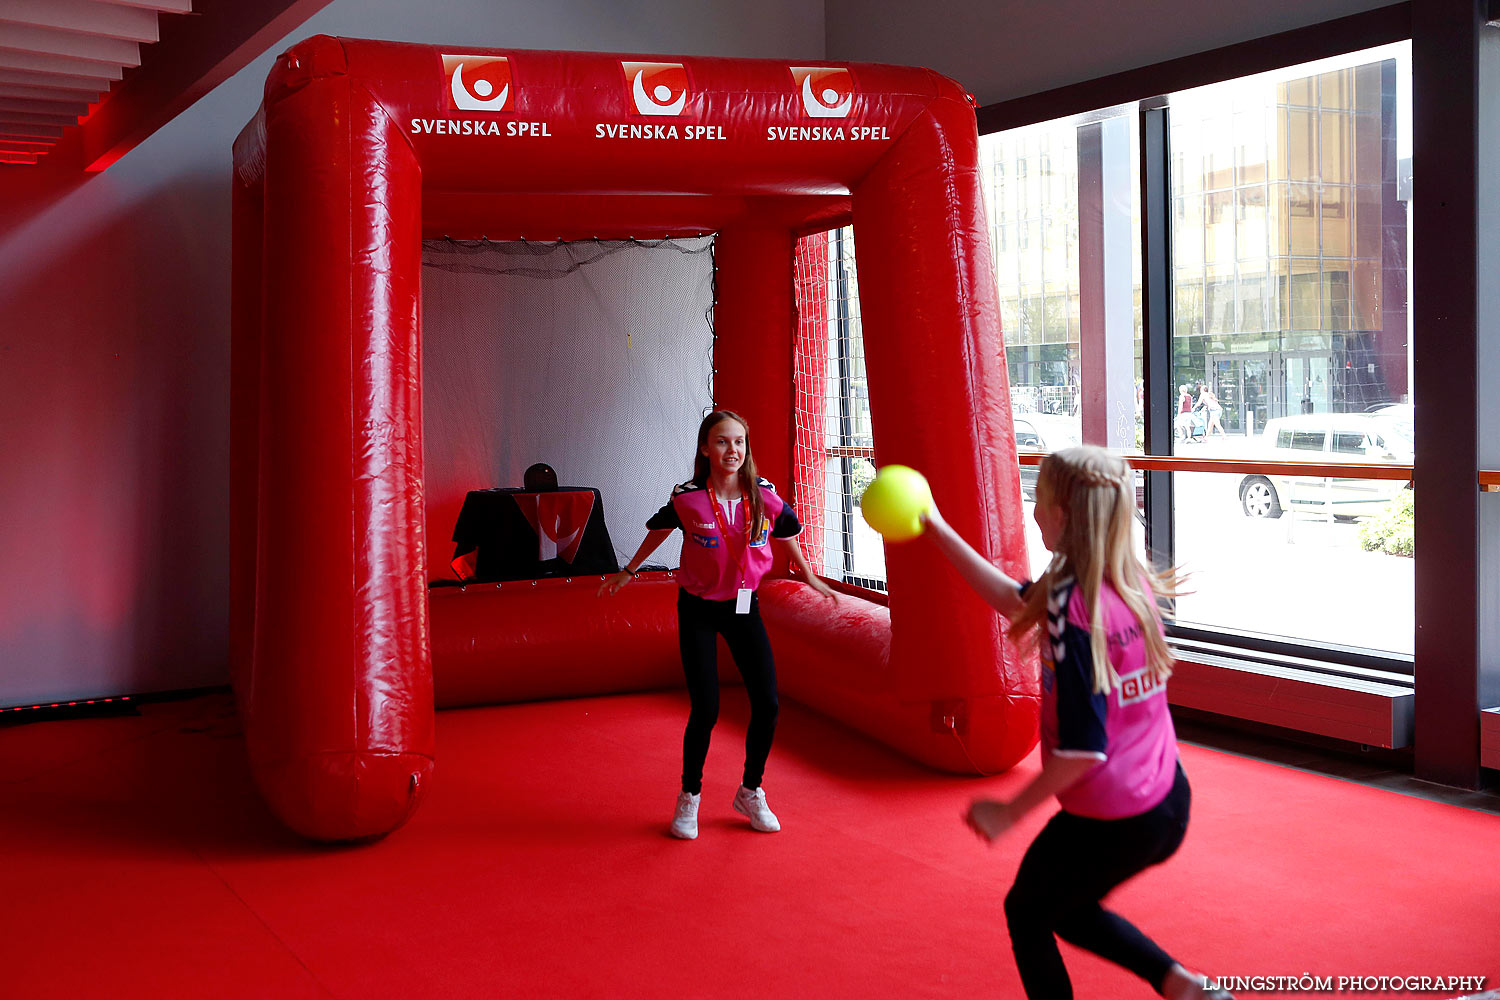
707, 491, 750, 588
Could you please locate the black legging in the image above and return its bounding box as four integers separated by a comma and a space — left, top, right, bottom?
1004, 763, 1192, 999
676, 588, 779, 795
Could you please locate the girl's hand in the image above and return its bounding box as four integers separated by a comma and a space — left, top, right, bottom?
808, 576, 839, 604
963, 799, 1015, 843
787, 559, 838, 603
597, 571, 632, 597
919, 502, 945, 532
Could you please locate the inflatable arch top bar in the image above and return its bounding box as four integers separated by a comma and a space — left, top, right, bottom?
231, 37, 1034, 841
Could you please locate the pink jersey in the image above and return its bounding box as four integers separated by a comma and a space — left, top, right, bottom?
647, 479, 802, 601
1036, 575, 1179, 820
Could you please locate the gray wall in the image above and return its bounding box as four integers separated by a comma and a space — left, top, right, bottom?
0, 1, 823, 706
825, 0, 1395, 105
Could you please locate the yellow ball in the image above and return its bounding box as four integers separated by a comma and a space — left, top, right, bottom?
860, 464, 933, 542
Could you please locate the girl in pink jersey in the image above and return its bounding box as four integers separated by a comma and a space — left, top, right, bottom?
600, 410, 835, 840
921, 445, 1231, 1000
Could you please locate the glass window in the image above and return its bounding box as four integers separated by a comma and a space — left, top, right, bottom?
981, 106, 1141, 574
1290, 429, 1326, 451
1321, 185, 1351, 258
819, 40, 1421, 662
1165, 41, 1413, 658
1285, 109, 1316, 179
1332, 431, 1369, 454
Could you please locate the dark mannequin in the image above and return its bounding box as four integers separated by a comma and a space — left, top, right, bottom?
523, 462, 559, 492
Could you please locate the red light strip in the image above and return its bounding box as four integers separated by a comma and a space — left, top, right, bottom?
0, 696, 131, 713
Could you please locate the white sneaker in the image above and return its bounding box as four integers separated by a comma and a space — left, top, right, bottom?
732, 785, 781, 832
670, 791, 700, 839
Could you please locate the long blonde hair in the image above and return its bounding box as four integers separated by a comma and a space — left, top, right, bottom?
1010, 445, 1180, 694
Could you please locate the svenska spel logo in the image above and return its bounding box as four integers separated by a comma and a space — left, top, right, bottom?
622, 61, 689, 116
790, 66, 854, 118
442, 54, 513, 112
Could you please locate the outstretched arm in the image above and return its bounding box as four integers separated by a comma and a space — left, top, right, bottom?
777, 536, 837, 602
598, 528, 675, 596
920, 505, 1025, 618
964, 755, 1100, 842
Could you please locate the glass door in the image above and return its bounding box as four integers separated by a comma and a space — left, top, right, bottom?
1207, 354, 1274, 436
1211, 358, 1243, 434
1285, 353, 1331, 414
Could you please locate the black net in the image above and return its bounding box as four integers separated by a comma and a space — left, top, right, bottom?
421, 237, 715, 580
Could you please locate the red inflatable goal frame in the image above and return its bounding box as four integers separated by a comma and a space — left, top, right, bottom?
231, 36, 1035, 841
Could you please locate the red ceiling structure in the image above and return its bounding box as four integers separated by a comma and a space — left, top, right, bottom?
0, 0, 332, 169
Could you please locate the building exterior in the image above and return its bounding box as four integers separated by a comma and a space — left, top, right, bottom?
983, 53, 1409, 435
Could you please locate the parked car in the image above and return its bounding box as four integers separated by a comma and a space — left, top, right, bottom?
1365, 402, 1414, 447
1014, 414, 1081, 499
1237, 413, 1413, 520
1013, 413, 1144, 513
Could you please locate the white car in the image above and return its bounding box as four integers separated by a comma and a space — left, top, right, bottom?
1238, 413, 1413, 519
1012, 412, 1143, 512
1013, 414, 1081, 499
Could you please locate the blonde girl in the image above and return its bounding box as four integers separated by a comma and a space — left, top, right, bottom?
921, 445, 1231, 1000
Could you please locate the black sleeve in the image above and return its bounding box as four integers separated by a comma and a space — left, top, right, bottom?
1053, 618, 1109, 757
770, 501, 802, 538
645, 497, 680, 531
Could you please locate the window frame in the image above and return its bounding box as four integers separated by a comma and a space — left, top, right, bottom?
977, 4, 1418, 677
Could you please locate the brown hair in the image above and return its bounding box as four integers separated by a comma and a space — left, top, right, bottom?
1010, 445, 1181, 694
693, 409, 765, 540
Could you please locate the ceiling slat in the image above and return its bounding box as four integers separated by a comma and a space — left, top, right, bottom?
0, 66, 117, 90
0, 108, 80, 126
0, 82, 103, 102
0, 95, 90, 117
0, 150, 41, 163
0, 120, 62, 137
0, 47, 124, 78
0, 22, 142, 67
91, 0, 191, 13
0, 0, 161, 44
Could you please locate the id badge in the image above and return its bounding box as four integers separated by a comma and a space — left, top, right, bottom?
735, 588, 753, 615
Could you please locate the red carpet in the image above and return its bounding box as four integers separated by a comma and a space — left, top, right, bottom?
2, 691, 1496, 999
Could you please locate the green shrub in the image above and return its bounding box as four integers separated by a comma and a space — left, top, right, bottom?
851, 457, 876, 503
1358, 489, 1414, 558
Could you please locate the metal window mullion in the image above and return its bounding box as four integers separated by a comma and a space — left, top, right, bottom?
1140, 103, 1176, 573
834, 228, 857, 582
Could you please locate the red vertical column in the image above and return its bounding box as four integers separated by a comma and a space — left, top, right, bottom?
249, 39, 433, 841
853, 93, 1036, 767
714, 226, 797, 572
